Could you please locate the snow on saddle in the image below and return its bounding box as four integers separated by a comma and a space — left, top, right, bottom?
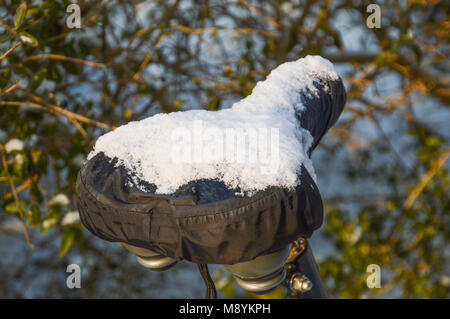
76, 55, 346, 264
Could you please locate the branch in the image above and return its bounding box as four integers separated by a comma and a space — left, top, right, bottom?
0, 101, 115, 130
0, 148, 34, 249
170, 23, 279, 39
322, 52, 378, 63
0, 80, 19, 96
23, 54, 105, 67
0, 42, 22, 60
404, 147, 450, 209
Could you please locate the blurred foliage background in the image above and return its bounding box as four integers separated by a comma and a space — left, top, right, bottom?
0, 0, 448, 298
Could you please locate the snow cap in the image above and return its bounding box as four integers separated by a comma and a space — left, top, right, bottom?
88, 55, 339, 195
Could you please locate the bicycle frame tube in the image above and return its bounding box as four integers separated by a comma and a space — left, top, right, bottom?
284, 240, 328, 299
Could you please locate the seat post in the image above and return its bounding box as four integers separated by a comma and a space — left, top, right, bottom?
284, 239, 328, 299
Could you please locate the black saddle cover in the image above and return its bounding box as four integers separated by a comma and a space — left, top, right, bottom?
76, 78, 346, 265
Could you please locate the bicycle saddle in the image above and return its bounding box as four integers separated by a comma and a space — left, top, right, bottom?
76, 55, 346, 266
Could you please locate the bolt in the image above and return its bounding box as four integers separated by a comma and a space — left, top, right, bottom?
290, 273, 313, 293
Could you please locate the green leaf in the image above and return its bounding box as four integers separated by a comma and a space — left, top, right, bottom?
59, 226, 82, 257
26, 205, 41, 227
0, 32, 12, 44
30, 182, 43, 204
222, 278, 234, 297
173, 99, 183, 109
14, 4, 27, 30
123, 109, 132, 120
5, 200, 28, 214
19, 32, 38, 47
207, 96, 221, 111
41, 210, 59, 233
30, 150, 42, 165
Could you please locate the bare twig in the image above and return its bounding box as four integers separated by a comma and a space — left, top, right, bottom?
404, 148, 450, 209
0, 42, 22, 60
133, 31, 165, 82
0, 80, 19, 96
23, 54, 105, 67
0, 101, 115, 130
0, 148, 34, 249
3, 175, 37, 200
170, 23, 279, 39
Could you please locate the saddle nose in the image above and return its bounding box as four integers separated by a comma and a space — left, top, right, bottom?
121, 243, 178, 271
224, 245, 290, 294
